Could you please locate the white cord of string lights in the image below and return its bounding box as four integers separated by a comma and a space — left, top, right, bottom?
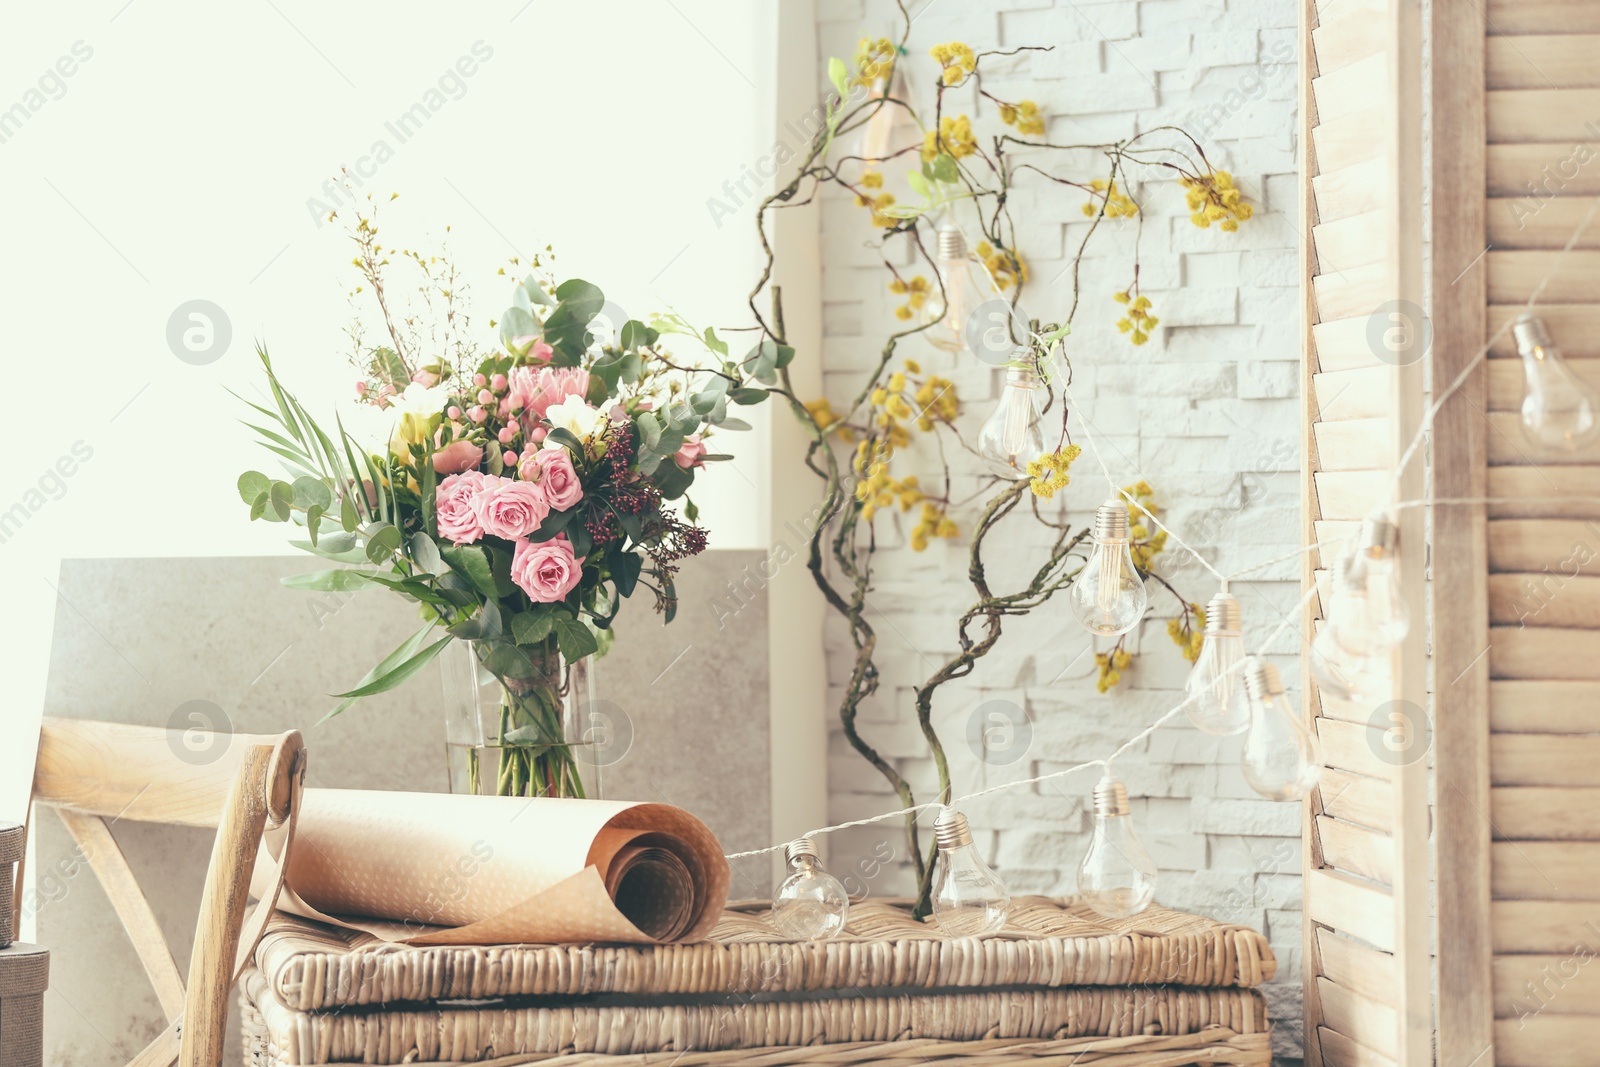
725, 200, 1600, 865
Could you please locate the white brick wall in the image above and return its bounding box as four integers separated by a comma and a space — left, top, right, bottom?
812, 2, 1304, 1061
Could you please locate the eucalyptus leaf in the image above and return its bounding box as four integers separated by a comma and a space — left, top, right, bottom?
268, 481, 294, 522
364, 522, 402, 564
238, 471, 271, 505
408, 531, 443, 575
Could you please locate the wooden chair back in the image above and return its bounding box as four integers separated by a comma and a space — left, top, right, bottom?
28, 716, 305, 1067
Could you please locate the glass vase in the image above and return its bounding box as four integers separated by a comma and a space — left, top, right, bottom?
440, 639, 599, 798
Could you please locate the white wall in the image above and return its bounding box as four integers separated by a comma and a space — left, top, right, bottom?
812, 1, 1304, 1060
0, 1, 773, 823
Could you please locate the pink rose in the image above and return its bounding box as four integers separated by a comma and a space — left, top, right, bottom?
520, 448, 583, 510
674, 434, 708, 469
508, 338, 555, 365
507, 365, 591, 421
472, 475, 551, 540
511, 535, 583, 603
435, 471, 487, 545
432, 439, 484, 475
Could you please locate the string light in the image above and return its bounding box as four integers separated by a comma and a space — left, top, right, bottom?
1068, 501, 1149, 636
931, 808, 1011, 935
769, 839, 850, 940
1241, 659, 1323, 802
720, 201, 1600, 936
920, 220, 1002, 354
1183, 588, 1250, 735
1308, 556, 1378, 702
976, 361, 1045, 478
1514, 312, 1600, 453
1077, 775, 1157, 918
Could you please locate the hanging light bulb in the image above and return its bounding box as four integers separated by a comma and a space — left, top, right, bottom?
1352, 517, 1409, 648
769, 839, 850, 940
1514, 312, 1600, 453
1076, 775, 1157, 919
1308, 556, 1374, 702
1069, 501, 1149, 636
976, 360, 1045, 478
920, 220, 1003, 354
858, 50, 921, 165
931, 807, 1010, 936
1241, 659, 1323, 802
1183, 589, 1250, 735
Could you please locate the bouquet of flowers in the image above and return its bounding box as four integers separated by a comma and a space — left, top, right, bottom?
238, 250, 772, 797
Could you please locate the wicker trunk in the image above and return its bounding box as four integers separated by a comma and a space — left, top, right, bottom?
239, 897, 1275, 1066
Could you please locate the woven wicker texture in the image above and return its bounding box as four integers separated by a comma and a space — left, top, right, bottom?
0, 823, 23, 950
0, 942, 48, 1067
257, 896, 1275, 1011
240, 966, 1269, 1066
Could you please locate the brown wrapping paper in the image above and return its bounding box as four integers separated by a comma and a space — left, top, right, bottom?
252, 789, 729, 945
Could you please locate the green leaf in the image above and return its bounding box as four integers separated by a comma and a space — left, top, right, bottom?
281, 568, 374, 592
364, 522, 402, 564
268, 481, 294, 521
554, 616, 599, 661
524, 275, 555, 306
306, 504, 325, 545
729, 387, 769, 405
440, 543, 499, 599
447, 600, 503, 641
827, 56, 849, 101
701, 326, 729, 357
499, 305, 539, 349
610, 551, 643, 597
292, 477, 333, 510
321, 622, 440, 720
930, 152, 960, 184
370, 347, 409, 388
621, 320, 660, 352
635, 414, 662, 450
511, 606, 557, 645
546, 427, 585, 454
332, 634, 453, 700
289, 536, 365, 563
408, 531, 443, 575
238, 471, 271, 505
906, 169, 931, 199
531, 506, 575, 541
249, 494, 269, 521
684, 496, 700, 523
653, 461, 693, 500
718, 416, 753, 431
340, 493, 359, 533
488, 542, 518, 598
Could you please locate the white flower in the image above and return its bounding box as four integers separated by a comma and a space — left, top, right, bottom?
342, 380, 456, 458
542, 396, 605, 448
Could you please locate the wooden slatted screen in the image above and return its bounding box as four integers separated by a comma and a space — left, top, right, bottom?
1434, 2, 1600, 1064
1300, 0, 1431, 1064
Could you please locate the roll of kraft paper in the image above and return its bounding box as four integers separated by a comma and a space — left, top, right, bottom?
250, 790, 729, 945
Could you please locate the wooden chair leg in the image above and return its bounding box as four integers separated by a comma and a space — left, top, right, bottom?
178, 744, 274, 1067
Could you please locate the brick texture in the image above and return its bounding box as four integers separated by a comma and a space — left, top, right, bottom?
812, 2, 1303, 1062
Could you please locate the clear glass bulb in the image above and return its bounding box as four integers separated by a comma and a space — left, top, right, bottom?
1354, 518, 1409, 648
858, 56, 921, 164
1069, 502, 1148, 637
1241, 660, 1323, 802
1077, 776, 1157, 919
1515, 312, 1600, 452
1309, 619, 1368, 702
931, 808, 1010, 936
769, 840, 850, 940
921, 223, 1001, 354
976, 362, 1044, 478
1183, 591, 1250, 735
